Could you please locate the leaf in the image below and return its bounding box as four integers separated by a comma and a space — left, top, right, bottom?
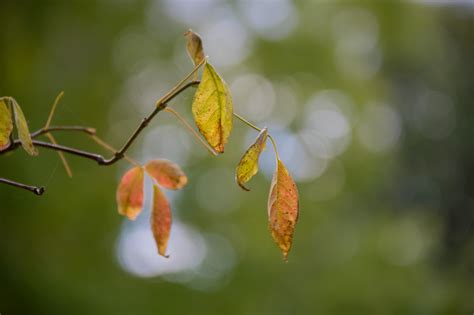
0, 99, 13, 150
116, 166, 145, 220
192, 62, 233, 153
151, 185, 172, 257
184, 29, 205, 66
236, 128, 268, 191
11, 99, 38, 156
145, 159, 188, 190
268, 159, 299, 260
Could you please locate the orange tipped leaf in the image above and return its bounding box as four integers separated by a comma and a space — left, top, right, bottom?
151, 185, 172, 257
116, 166, 144, 220
268, 159, 299, 260
145, 159, 188, 190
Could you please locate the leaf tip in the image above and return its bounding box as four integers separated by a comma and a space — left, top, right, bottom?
236, 176, 250, 191
158, 247, 170, 258
145, 159, 188, 190
119, 206, 141, 221
176, 175, 188, 189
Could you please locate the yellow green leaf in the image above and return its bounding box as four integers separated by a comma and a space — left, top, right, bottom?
192, 62, 233, 153
0, 99, 13, 150
151, 185, 172, 257
11, 99, 38, 156
236, 128, 268, 191
145, 159, 188, 190
268, 159, 299, 260
116, 166, 144, 220
184, 29, 205, 66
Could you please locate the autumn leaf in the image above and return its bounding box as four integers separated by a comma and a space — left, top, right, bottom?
145, 159, 188, 190
192, 62, 233, 153
268, 159, 299, 260
0, 99, 13, 151
236, 128, 268, 191
116, 166, 144, 220
151, 185, 172, 257
184, 29, 205, 66
11, 99, 38, 156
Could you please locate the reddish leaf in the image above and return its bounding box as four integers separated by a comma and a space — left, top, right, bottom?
145, 159, 188, 190
268, 159, 299, 260
116, 166, 144, 220
151, 185, 172, 257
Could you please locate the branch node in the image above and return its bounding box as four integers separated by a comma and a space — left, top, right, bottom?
34, 187, 45, 195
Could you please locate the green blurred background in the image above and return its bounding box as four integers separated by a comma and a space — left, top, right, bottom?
1, 0, 473, 314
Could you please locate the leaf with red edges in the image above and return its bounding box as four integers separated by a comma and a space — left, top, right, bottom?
145, 159, 188, 190
116, 166, 144, 220
268, 159, 299, 260
151, 185, 172, 257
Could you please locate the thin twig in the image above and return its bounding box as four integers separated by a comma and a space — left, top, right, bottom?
98, 80, 200, 165
233, 112, 279, 160
33, 140, 106, 163
155, 58, 206, 107
45, 91, 64, 128
90, 135, 140, 166
0, 178, 44, 195
31, 126, 96, 138
164, 107, 217, 156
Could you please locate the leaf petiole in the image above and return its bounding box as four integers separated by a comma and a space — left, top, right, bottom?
233, 112, 279, 161
45, 91, 64, 129
165, 107, 218, 156
156, 57, 207, 107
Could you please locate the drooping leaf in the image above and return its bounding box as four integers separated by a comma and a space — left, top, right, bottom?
0, 99, 13, 150
192, 62, 233, 153
11, 99, 38, 156
116, 166, 144, 220
145, 159, 188, 190
184, 29, 205, 66
268, 159, 299, 260
151, 185, 172, 257
236, 128, 268, 191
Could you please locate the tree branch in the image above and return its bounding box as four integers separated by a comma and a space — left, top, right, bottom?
0, 80, 200, 195
97, 80, 200, 165
1, 80, 199, 162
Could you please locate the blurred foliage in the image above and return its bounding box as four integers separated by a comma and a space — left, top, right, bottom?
1, 1, 473, 314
